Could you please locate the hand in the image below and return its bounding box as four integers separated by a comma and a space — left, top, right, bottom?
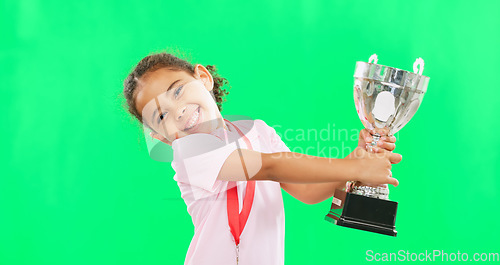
358, 129, 397, 153
346, 147, 402, 187
357, 129, 402, 166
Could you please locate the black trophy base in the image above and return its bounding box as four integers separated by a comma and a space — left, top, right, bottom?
325, 189, 398, 237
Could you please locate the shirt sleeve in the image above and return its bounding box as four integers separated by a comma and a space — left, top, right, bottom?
171, 133, 239, 193
256, 119, 291, 153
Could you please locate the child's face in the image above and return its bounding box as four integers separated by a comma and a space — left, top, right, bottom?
135, 65, 223, 145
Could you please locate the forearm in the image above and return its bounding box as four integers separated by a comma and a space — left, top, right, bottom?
303, 181, 347, 204
265, 152, 359, 184
282, 181, 347, 205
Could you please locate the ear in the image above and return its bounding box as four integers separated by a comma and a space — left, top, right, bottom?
194, 64, 214, 91
150, 132, 172, 146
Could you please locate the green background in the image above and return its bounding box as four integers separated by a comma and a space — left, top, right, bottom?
2, 0, 499, 264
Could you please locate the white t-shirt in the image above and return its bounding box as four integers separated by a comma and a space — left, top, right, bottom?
171, 119, 291, 265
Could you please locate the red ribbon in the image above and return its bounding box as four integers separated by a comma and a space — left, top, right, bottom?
224, 119, 256, 246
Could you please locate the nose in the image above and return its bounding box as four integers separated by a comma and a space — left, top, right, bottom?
177, 106, 187, 121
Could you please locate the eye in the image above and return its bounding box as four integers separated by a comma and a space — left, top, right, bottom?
157, 111, 168, 124
174, 85, 183, 98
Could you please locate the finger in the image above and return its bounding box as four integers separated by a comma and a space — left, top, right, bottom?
389, 153, 403, 164
371, 146, 390, 154
368, 146, 381, 154
377, 140, 396, 151
360, 129, 372, 143
381, 135, 397, 143
386, 170, 399, 186
388, 176, 399, 187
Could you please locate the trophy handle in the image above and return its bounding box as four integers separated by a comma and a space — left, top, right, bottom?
368, 54, 378, 64
413, 57, 425, 75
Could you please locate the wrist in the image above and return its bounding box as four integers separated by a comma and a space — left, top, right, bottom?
340, 158, 363, 182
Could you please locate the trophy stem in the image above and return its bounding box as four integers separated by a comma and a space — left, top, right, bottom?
367, 133, 381, 153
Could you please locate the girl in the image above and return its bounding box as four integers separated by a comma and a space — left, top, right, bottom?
123, 52, 401, 265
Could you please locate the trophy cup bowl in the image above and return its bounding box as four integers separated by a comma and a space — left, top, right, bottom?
325, 54, 430, 236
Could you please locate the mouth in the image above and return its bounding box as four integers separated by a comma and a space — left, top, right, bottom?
183, 106, 201, 132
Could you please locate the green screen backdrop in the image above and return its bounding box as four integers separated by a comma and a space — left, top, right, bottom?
2, 0, 499, 264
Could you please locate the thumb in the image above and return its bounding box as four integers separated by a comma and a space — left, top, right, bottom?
389, 153, 403, 164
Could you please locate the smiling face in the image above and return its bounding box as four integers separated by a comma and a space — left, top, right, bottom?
135, 65, 226, 145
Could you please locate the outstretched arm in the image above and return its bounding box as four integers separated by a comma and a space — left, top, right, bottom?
217, 147, 400, 186
278, 130, 399, 205
273, 152, 349, 205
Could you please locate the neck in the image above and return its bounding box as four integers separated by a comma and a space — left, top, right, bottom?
216, 112, 230, 132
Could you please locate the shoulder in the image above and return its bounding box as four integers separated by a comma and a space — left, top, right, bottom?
171, 132, 230, 159
231, 119, 275, 131
230, 119, 278, 139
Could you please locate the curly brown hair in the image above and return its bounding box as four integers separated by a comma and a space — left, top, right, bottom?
123, 52, 231, 125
